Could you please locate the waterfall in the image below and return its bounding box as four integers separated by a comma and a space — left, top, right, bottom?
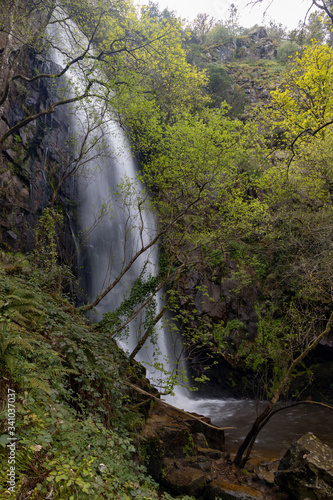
47, 9, 184, 393
41, 12, 333, 457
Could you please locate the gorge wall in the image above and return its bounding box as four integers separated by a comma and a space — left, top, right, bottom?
0, 47, 77, 261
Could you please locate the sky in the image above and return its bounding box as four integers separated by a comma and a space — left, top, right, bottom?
136, 0, 316, 31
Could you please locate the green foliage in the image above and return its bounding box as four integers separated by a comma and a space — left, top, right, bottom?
297, 10, 332, 46
32, 208, 73, 293
276, 40, 301, 62
265, 20, 287, 44
144, 108, 268, 263
98, 271, 159, 340
0, 256, 183, 499
4, 0, 333, 478
0, 392, 161, 499
237, 302, 319, 399
268, 42, 333, 139
206, 22, 234, 45
213, 320, 244, 351
205, 63, 247, 115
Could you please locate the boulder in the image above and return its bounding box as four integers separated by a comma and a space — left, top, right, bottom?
162, 458, 208, 495
140, 402, 278, 499
275, 432, 333, 499
205, 480, 269, 499
141, 401, 225, 492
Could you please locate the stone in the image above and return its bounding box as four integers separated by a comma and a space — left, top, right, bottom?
275, 432, 333, 499
141, 401, 226, 492
0, 43, 78, 258
163, 458, 208, 495
206, 479, 268, 499
193, 432, 209, 448
256, 466, 275, 486
197, 446, 224, 460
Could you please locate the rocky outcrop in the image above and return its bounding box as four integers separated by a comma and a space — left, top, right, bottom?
204, 27, 280, 107
209, 27, 276, 64
178, 262, 258, 333
275, 433, 333, 499
141, 402, 225, 478
142, 406, 333, 499
236, 27, 276, 60
141, 401, 280, 499
176, 259, 259, 397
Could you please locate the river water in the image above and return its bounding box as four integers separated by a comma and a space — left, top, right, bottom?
164, 393, 333, 458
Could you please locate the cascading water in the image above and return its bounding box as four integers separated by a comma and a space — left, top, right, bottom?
47, 8, 182, 392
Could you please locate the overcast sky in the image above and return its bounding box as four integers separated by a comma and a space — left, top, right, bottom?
137, 0, 316, 30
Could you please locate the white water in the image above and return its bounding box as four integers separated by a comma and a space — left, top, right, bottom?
48, 10, 182, 392
164, 394, 333, 456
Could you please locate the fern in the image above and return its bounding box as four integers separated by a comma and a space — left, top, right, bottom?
0, 291, 44, 327
0, 324, 73, 396
0, 337, 33, 357
44, 367, 78, 379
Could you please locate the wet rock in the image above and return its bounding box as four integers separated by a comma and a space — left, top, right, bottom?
194, 280, 227, 319
206, 479, 268, 499
197, 446, 224, 460
255, 465, 275, 486
141, 402, 280, 499
275, 432, 333, 499
193, 432, 209, 448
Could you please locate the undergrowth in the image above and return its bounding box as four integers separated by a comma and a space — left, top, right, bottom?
0, 252, 191, 499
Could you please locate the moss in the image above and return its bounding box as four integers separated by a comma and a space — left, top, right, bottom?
140, 436, 165, 480
182, 432, 196, 458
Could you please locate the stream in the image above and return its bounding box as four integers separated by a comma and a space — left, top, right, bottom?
164, 394, 333, 458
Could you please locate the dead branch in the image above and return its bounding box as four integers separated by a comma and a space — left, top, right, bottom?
125, 381, 235, 431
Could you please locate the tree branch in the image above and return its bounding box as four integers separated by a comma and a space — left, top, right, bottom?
0, 82, 93, 146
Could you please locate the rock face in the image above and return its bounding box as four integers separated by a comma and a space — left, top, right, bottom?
275, 433, 333, 499
177, 259, 259, 397
210, 27, 276, 63
0, 47, 77, 260
141, 402, 225, 480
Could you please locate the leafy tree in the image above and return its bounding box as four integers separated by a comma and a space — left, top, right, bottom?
189, 13, 216, 44
276, 40, 301, 62
205, 63, 233, 106
234, 310, 333, 466
227, 3, 241, 36
0, 0, 183, 167
113, 5, 209, 159
300, 10, 332, 44
265, 20, 287, 44
268, 42, 333, 145
205, 22, 234, 45
231, 35, 333, 466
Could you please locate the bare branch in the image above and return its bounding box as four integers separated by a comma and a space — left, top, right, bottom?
0, 82, 93, 146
